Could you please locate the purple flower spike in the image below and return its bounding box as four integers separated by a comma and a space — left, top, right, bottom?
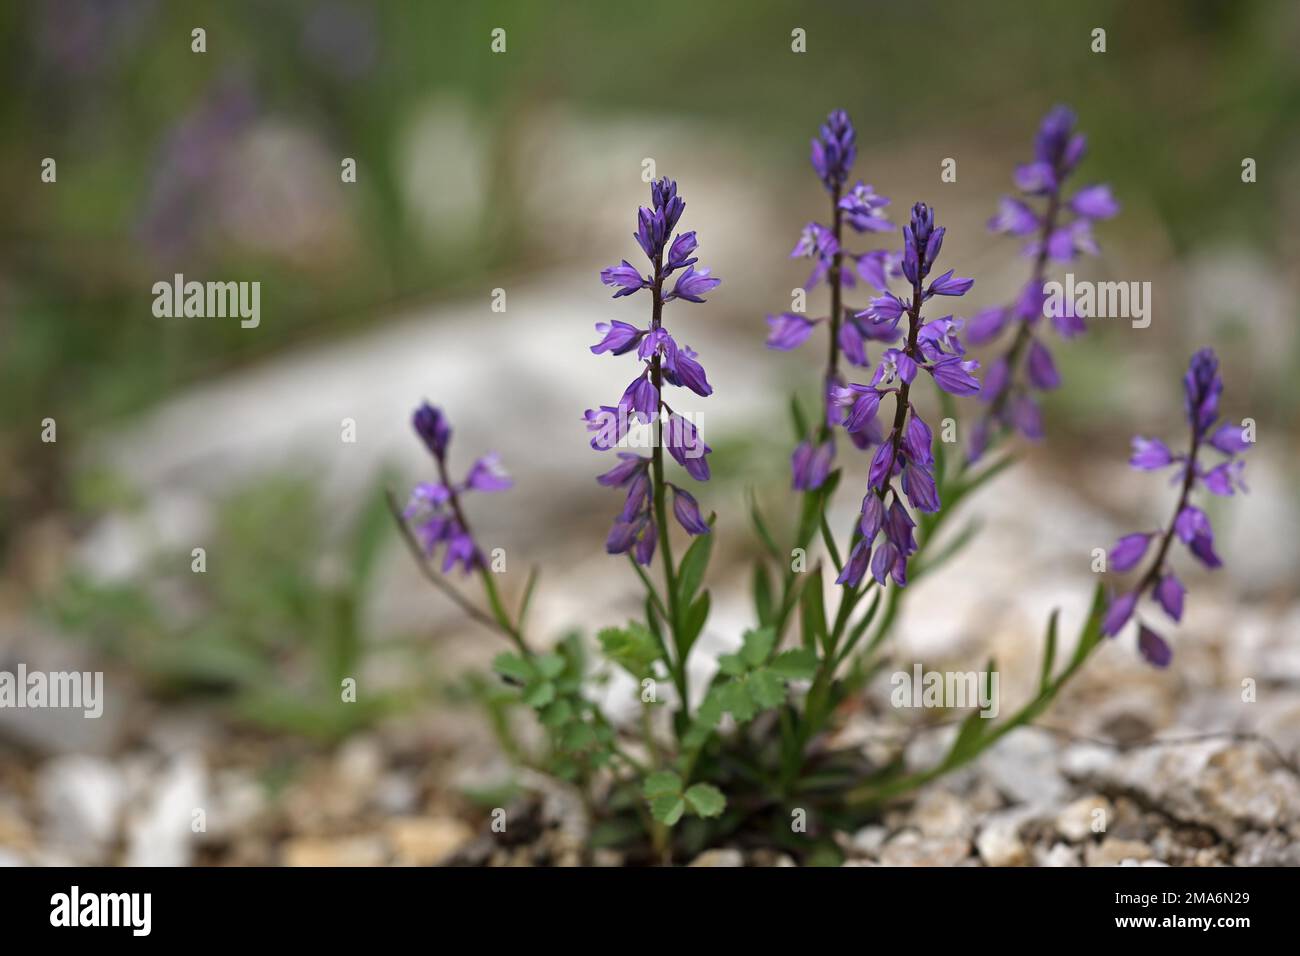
969, 105, 1118, 461
1102, 350, 1247, 664
594, 178, 716, 560
405, 404, 507, 576
811, 109, 857, 192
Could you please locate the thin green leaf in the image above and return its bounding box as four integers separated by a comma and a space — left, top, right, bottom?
676, 530, 714, 609
1040, 608, 1060, 691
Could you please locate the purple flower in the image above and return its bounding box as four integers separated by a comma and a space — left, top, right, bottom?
591, 320, 646, 355
791, 221, 839, 260
405, 405, 506, 575
667, 413, 712, 482
1137, 625, 1172, 668
1070, 184, 1119, 220
1154, 573, 1185, 622
620, 374, 659, 423
595, 179, 717, 557
1101, 350, 1247, 664
928, 356, 982, 396
667, 265, 721, 304
670, 485, 711, 535
413, 402, 452, 461
766, 312, 818, 351
792, 439, 835, 491
1130, 437, 1173, 470
600, 260, 647, 298
987, 197, 1039, 236
464, 454, 513, 493
1101, 591, 1137, 637
838, 180, 891, 232
925, 269, 975, 298
1109, 532, 1153, 573
666, 231, 698, 272
1026, 340, 1060, 390
597, 452, 649, 487
968, 105, 1118, 461
811, 109, 856, 192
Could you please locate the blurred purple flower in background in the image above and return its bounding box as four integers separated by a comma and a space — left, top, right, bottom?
404, 402, 511, 575
766, 109, 897, 492
1101, 350, 1249, 666
968, 105, 1119, 460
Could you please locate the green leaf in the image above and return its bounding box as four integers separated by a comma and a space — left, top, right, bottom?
683, 688, 725, 750
752, 561, 774, 626
819, 514, 843, 572
1040, 608, 1060, 691
717, 652, 748, 678
740, 627, 776, 667
534, 653, 565, 680
770, 647, 818, 680
561, 722, 597, 752
651, 794, 686, 826
541, 699, 574, 727
522, 680, 555, 708
598, 623, 661, 678
947, 710, 986, 764
800, 566, 828, 653
516, 566, 540, 629
492, 653, 535, 683
680, 590, 711, 656
747, 490, 781, 561
643, 771, 683, 798
747, 668, 787, 709
789, 393, 810, 441
676, 531, 714, 609
683, 783, 726, 819
721, 680, 757, 723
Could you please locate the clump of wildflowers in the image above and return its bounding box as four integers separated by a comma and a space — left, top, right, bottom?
589, 178, 718, 565
403, 402, 512, 573
766, 109, 895, 491
832, 202, 979, 587
1101, 349, 1249, 666
967, 105, 1119, 458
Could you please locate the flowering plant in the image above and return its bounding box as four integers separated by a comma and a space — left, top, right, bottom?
390, 112, 1246, 863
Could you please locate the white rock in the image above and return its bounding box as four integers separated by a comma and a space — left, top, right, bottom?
124, 752, 207, 867
688, 848, 744, 867
38, 755, 126, 858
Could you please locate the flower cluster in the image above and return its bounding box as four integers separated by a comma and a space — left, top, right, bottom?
590, 178, 718, 564
832, 202, 980, 587
765, 109, 897, 492
1101, 350, 1249, 666
967, 105, 1119, 458
404, 402, 511, 573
